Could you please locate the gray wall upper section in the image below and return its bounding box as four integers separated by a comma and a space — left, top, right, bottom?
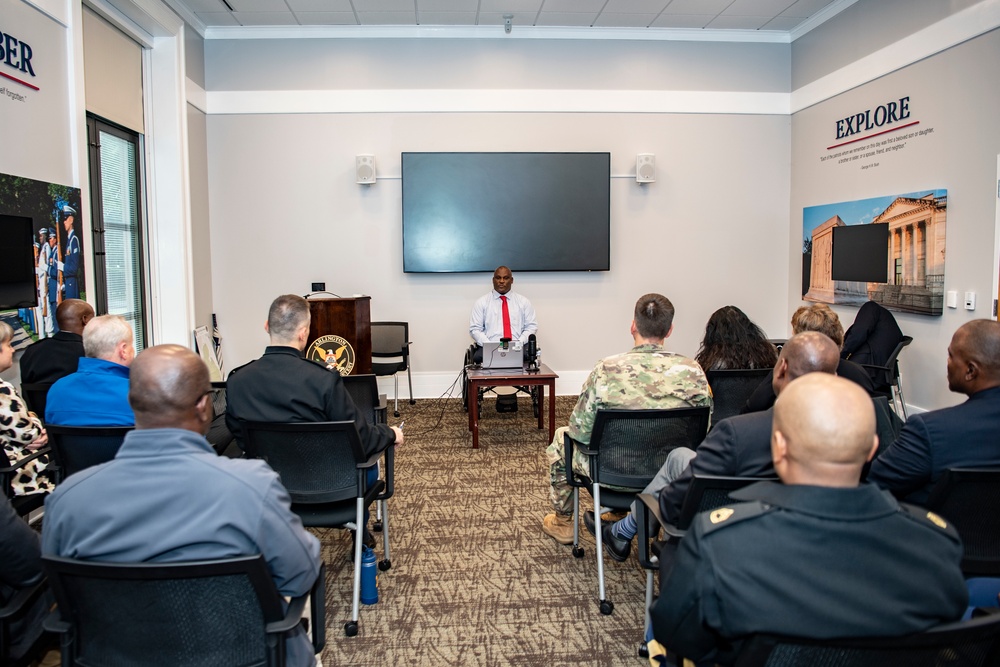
184, 22, 206, 88
792, 0, 983, 89
206, 38, 789, 92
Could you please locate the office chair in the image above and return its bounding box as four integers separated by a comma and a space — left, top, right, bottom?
926, 468, 1000, 577
371, 321, 415, 417
705, 368, 772, 426
0, 575, 51, 667
205, 381, 235, 455
242, 420, 393, 636
860, 335, 913, 418
18, 382, 53, 424
42, 554, 325, 667
45, 425, 133, 484
342, 373, 388, 530
1, 447, 52, 518
564, 407, 711, 615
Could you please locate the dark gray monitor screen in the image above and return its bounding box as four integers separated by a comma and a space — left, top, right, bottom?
0, 214, 37, 310
831, 223, 889, 283
401, 152, 611, 273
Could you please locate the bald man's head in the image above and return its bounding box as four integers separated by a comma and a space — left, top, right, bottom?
129, 345, 213, 432
56, 299, 95, 336
772, 331, 840, 396
772, 373, 878, 487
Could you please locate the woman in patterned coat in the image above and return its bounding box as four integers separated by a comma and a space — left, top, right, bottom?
0, 321, 53, 496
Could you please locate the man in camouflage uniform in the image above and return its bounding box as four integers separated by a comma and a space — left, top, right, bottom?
541, 293, 712, 545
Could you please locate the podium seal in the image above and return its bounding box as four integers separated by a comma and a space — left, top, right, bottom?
307, 335, 356, 375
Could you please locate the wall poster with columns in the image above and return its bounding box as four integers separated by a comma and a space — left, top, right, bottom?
802, 189, 947, 316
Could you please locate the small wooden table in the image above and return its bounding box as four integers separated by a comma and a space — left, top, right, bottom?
466, 363, 559, 449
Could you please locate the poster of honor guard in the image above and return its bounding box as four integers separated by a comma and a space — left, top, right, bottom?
0, 172, 85, 347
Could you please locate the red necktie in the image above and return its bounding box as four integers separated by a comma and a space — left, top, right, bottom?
501, 295, 512, 340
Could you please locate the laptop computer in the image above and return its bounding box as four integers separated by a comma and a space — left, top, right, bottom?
481, 341, 524, 369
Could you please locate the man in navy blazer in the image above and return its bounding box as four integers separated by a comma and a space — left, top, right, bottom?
868, 319, 1000, 504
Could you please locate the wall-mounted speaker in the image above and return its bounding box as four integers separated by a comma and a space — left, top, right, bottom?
636, 153, 655, 183
356, 155, 376, 184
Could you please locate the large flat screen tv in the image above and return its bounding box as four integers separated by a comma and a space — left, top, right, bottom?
0, 214, 38, 310
401, 152, 611, 273
831, 223, 889, 283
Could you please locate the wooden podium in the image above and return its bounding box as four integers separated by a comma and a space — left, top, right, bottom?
306, 297, 372, 374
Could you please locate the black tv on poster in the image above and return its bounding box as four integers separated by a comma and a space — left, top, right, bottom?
401, 152, 611, 273
831, 223, 889, 283
0, 214, 38, 310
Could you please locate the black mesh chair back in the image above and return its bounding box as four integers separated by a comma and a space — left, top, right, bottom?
342, 374, 385, 425
672, 475, 774, 532
42, 554, 318, 667
45, 425, 133, 483
206, 381, 236, 455
19, 382, 53, 422
242, 421, 367, 507
705, 369, 772, 426
590, 407, 711, 490
210, 380, 227, 417
733, 612, 1000, 667
926, 468, 1000, 576
371, 321, 414, 416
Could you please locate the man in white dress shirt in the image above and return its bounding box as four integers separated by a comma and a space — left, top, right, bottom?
469, 265, 537, 363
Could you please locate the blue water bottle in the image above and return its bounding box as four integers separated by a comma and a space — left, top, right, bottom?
360, 546, 378, 605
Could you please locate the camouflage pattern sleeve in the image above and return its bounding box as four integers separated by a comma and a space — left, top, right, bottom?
567, 362, 604, 445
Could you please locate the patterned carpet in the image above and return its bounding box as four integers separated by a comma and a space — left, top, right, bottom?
315, 395, 654, 666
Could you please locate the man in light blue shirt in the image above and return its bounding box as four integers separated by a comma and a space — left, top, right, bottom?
469, 265, 537, 363
45, 314, 135, 426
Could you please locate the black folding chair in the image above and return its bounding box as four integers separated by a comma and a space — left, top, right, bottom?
706, 369, 772, 426
45, 425, 133, 483
926, 468, 1000, 577
860, 335, 913, 418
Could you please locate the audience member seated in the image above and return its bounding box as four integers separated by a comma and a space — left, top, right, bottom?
0, 494, 57, 664
226, 295, 402, 543
19, 299, 94, 384
468, 265, 537, 363
540, 293, 712, 545
651, 373, 968, 666
841, 300, 904, 370
592, 332, 838, 559
694, 305, 777, 371
42, 345, 322, 667
742, 303, 876, 413
45, 315, 135, 426
868, 319, 1000, 504
0, 322, 53, 497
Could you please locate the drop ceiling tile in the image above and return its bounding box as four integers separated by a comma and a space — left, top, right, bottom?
543, 0, 607, 12
180, 0, 229, 13
601, 0, 670, 13
478, 11, 540, 25
227, 0, 286, 11
592, 12, 658, 27
479, 0, 543, 11
356, 10, 418, 23
533, 11, 599, 26
725, 0, 799, 15
285, 0, 352, 11
232, 10, 300, 23
294, 10, 359, 23
762, 15, 804, 29
659, 0, 731, 14
649, 13, 713, 28
705, 14, 771, 29
417, 10, 479, 24
781, 0, 835, 17
418, 0, 478, 10
353, 0, 413, 10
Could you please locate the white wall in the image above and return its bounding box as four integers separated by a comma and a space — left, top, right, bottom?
203, 36, 792, 395
790, 26, 1000, 411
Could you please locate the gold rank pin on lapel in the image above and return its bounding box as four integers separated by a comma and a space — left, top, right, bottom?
710, 508, 735, 524
926, 511, 948, 529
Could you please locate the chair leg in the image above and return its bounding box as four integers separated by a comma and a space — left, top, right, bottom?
593, 484, 614, 615
345, 498, 364, 637
406, 366, 415, 406
378, 498, 392, 571
393, 375, 400, 417
373, 460, 383, 531
572, 489, 584, 558
894, 374, 908, 419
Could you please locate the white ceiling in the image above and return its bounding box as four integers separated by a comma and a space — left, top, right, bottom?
173, 0, 853, 38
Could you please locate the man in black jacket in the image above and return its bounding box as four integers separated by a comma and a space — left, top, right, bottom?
651, 373, 967, 666
19, 298, 94, 384
226, 294, 402, 456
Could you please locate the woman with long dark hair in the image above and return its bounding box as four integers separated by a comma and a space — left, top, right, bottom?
695, 306, 777, 371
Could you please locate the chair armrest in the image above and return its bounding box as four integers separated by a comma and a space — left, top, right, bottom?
858, 363, 893, 385
374, 395, 388, 425
376, 444, 394, 500
0, 446, 51, 474
309, 563, 326, 654
0, 578, 47, 622
266, 595, 307, 635
639, 492, 686, 539
636, 494, 660, 570
563, 432, 591, 489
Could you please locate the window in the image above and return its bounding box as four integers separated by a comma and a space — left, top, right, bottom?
86, 116, 147, 350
